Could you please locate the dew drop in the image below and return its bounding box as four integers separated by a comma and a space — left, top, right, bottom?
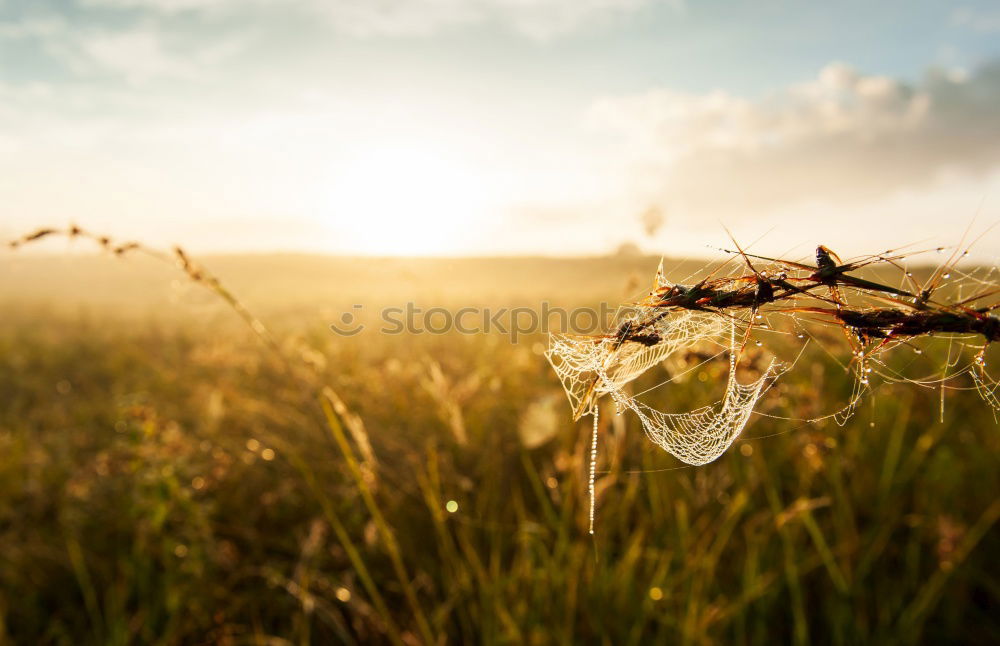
943, 273, 951, 279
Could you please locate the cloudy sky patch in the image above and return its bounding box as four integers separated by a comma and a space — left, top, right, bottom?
3, 1, 1000, 256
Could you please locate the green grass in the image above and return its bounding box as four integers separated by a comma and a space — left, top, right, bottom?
0, 255, 998, 644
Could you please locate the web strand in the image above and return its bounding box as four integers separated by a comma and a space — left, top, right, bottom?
589, 407, 598, 535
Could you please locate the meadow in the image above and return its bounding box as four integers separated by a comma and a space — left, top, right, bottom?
0, 250, 997, 644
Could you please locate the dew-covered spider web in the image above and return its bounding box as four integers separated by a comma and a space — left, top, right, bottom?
548, 292, 787, 533
548, 312, 783, 466
546, 234, 1000, 533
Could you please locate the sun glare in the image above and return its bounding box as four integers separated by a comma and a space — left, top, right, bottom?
327, 144, 493, 256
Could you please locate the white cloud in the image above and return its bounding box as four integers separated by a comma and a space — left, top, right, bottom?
80, 0, 242, 11
952, 6, 1000, 33
80, 29, 194, 82
321, 0, 661, 40
0, 15, 244, 84
587, 61, 1000, 219
81, 0, 676, 39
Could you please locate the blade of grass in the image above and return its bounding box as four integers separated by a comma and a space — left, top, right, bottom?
321, 388, 436, 646
898, 498, 1000, 639
278, 442, 405, 646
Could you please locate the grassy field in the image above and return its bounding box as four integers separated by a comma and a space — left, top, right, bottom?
1, 252, 998, 644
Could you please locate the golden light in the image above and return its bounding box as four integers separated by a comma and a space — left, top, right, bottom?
327, 143, 494, 256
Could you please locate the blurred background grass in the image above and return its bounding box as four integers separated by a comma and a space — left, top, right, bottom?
0, 252, 998, 644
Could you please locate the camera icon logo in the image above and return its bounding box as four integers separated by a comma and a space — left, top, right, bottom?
330, 305, 364, 336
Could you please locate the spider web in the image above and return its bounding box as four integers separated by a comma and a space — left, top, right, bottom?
547, 308, 783, 466
548, 234, 1000, 473
544, 236, 1000, 532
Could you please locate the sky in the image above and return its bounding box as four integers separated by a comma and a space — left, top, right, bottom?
3, 0, 1000, 258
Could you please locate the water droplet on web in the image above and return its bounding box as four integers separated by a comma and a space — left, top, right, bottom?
937, 247, 945, 253
755, 340, 762, 347
943, 273, 951, 279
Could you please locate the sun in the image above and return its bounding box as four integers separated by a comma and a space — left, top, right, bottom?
326, 143, 493, 256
